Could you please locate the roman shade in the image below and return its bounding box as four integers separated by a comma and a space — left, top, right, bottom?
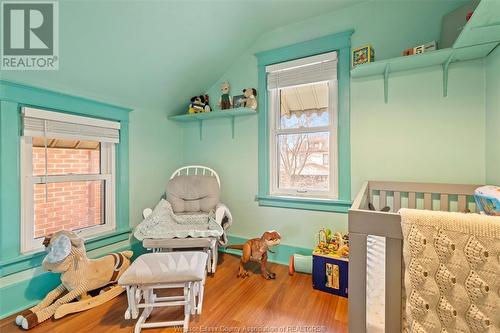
22, 107, 120, 143
266, 51, 338, 89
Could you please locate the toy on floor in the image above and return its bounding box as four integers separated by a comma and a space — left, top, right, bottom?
188, 95, 211, 114
226, 230, 281, 279
218, 81, 232, 110
240, 88, 257, 110
314, 228, 349, 258
15, 230, 132, 330
288, 253, 312, 275
474, 185, 500, 216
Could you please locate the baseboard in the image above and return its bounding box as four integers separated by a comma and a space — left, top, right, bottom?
220, 235, 312, 267
0, 240, 147, 320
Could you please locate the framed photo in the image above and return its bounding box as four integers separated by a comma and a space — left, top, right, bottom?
232, 95, 245, 108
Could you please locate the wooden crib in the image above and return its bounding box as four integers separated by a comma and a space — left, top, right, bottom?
348, 181, 481, 333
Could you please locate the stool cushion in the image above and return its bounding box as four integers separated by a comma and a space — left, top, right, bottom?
118, 252, 208, 285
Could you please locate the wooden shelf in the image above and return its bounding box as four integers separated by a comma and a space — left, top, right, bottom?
351, 0, 500, 102
168, 107, 257, 139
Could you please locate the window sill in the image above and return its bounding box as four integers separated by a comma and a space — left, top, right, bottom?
255, 195, 352, 213
0, 228, 131, 277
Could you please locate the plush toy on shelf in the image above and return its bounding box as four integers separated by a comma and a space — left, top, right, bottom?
218, 81, 232, 110
15, 230, 133, 330
188, 95, 210, 114
240, 88, 258, 110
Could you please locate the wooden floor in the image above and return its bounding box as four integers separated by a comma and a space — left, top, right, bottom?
1, 253, 348, 333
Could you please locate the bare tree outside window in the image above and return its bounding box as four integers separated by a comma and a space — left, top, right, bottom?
277, 82, 330, 192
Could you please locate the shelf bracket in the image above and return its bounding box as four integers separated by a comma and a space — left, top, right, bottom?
231, 116, 235, 139
384, 64, 390, 104
442, 53, 454, 97
198, 120, 203, 140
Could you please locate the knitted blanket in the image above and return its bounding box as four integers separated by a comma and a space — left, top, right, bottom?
400, 209, 500, 333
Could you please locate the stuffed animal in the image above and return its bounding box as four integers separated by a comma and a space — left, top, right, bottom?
188, 95, 208, 114
203, 94, 212, 112
240, 88, 257, 110
218, 81, 232, 110
15, 230, 133, 330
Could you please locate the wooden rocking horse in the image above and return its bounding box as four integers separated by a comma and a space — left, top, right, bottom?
15, 230, 133, 330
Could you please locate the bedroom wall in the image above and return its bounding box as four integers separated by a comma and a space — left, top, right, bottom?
485, 46, 500, 185
181, 1, 486, 249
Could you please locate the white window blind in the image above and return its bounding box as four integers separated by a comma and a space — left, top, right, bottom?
22, 107, 120, 143
266, 51, 338, 89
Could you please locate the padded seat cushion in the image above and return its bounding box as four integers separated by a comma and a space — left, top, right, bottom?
167, 175, 220, 214
118, 252, 208, 285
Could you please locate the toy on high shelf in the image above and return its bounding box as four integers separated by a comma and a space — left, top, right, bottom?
314, 228, 349, 258
402, 41, 437, 56
352, 45, 374, 67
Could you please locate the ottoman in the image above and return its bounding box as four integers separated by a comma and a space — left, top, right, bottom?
119, 251, 208, 333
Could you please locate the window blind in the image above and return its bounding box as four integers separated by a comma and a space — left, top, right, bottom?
22, 107, 120, 143
266, 51, 338, 90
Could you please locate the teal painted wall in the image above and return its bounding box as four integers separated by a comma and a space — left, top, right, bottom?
181, 1, 486, 249
485, 46, 500, 185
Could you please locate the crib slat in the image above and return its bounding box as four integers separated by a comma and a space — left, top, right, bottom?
348, 233, 367, 333
440, 194, 449, 211
424, 193, 432, 210
394, 192, 401, 212
386, 238, 403, 333
458, 195, 466, 212
408, 192, 416, 209
379, 191, 387, 210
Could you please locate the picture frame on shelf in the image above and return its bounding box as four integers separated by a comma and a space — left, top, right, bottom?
232, 95, 245, 108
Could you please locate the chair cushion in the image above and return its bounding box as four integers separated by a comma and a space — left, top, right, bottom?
167, 175, 220, 214
118, 252, 208, 285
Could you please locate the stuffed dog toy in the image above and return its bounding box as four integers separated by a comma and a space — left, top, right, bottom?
241, 88, 257, 110
15, 230, 132, 330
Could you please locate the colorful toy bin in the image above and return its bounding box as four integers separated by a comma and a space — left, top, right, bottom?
474, 186, 500, 216
312, 254, 348, 297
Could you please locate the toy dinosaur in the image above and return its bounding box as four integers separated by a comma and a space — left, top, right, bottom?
15, 230, 133, 330
226, 230, 281, 279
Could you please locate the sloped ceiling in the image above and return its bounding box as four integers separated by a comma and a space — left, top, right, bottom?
0, 0, 365, 113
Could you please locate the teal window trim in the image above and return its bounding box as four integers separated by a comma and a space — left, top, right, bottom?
0, 80, 132, 277
255, 30, 353, 212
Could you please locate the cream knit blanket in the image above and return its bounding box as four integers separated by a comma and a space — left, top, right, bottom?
400, 209, 500, 333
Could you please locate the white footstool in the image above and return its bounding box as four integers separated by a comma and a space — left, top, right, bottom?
118, 251, 208, 333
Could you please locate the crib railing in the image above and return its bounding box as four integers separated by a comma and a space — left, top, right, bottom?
348, 181, 480, 333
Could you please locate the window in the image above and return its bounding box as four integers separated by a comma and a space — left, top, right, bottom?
20, 107, 120, 253
268, 52, 338, 199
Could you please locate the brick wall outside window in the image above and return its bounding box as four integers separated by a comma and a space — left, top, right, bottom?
32, 147, 102, 238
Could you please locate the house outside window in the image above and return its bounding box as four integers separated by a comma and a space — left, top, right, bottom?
267, 51, 338, 199
20, 107, 119, 253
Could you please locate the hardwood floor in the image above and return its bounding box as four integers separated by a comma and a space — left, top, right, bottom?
1, 253, 348, 333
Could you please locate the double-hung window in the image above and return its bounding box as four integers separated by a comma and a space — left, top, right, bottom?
267, 51, 338, 199
20, 107, 119, 253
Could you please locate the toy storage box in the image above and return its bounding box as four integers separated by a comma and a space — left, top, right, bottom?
312, 253, 348, 297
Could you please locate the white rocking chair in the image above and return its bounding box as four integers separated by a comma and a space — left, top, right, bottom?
142, 166, 230, 274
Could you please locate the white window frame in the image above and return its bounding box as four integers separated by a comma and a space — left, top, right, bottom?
268, 57, 339, 200
20, 136, 116, 254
